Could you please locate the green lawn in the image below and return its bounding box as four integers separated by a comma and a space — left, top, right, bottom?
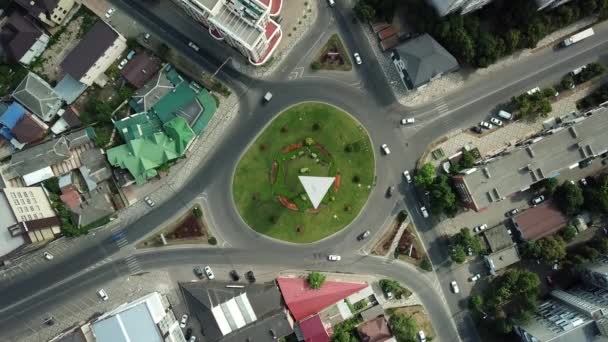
233, 102, 374, 243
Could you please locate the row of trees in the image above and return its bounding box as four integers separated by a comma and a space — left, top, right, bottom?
578, 82, 608, 109
543, 176, 608, 217
561, 62, 606, 90
415, 163, 458, 216
43, 179, 85, 237
450, 227, 485, 263
510, 88, 553, 121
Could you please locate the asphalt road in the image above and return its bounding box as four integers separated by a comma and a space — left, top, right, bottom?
2, 1, 608, 341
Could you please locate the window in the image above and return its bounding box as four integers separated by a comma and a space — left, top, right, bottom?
26, 199, 30, 204
18, 207, 23, 213
27, 214, 32, 220
17, 192, 22, 198
21, 216, 26, 221
30, 206, 35, 212
36, 205, 40, 211
29, 191, 33, 197
13, 199, 19, 206
10, 192, 16, 199
23, 192, 28, 198
33, 213, 38, 219
23, 206, 28, 212
20, 199, 25, 205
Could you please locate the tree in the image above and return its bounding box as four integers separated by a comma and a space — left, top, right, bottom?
354, 1, 375, 22
522, 241, 542, 260
543, 177, 559, 195
595, 238, 608, 254
469, 295, 483, 310
379, 279, 411, 299
553, 181, 584, 215
561, 225, 577, 242
561, 74, 575, 90
450, 244, 467, 263
331, 317, 359, 342
461, 149, 476, 168
43, 178, 60, 195
582, 0, 598, 15
158, 43, 170, 59
453, 227, 485, 254
429, 175, 457, 215
389, 313, 418, 342
304, 137, 315, 146
310, 61, 321, 70
504, 29, 522, 53
598, 176, 608, 212
308, 272, 326, 289
420, 256, 432, 271
582, 246, 600, 261
537, 236, 567, 262
414, 163, 436, 189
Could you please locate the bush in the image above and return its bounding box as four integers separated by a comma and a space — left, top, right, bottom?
312, 122, 321, 131
192, 206, 203, 219
308, 272, 326, 289
43, 178, 61, 195
397, 210, 408, 223
344, 144, 353, 152
208, 236, 217, 245
420, 256, 432, 271
379, 279, 411, 299
352, 175, 360, 183
310, 61, 321, 70
561, 225, 577, 242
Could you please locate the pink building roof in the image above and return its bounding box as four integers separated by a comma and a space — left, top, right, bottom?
276, 277, 367, 321
299, 314, 330, 342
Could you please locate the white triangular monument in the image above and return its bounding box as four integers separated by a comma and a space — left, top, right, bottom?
299, 176, 335, 209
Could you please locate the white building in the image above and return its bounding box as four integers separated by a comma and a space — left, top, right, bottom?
173, 0, 282, 65
91, 292, 186, 342
428, 0, 493, 16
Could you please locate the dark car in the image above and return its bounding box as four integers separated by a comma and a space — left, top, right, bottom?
246, 270, 256, 283
230, 270, 240, 282
357, 230, 371, 241
579, 158, 593, 168
505, 208, 519, 217
194, 266, 204, 279
471, 126, 483, 134
386, 186, 395, 197
185, 328, 193, 340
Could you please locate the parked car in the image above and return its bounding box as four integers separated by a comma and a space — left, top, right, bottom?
450, 280, 460, 294
194, 266, 204, 279
185, 328, 193, 340
246, 270, 256, 283
420, 206, 429, 218
180, 314, 188, 328
204, 266, 214, 279
527, 87, 541, 95
97, 289, 109, 301
386, 185, 395, 197
118, 58, 128, 70
418, 330, 427, 342
471, 126, 483, 134
144, 33, 151, 40
403, 170, 412, 183
189, 336, 197, 342
43, 252, 53, 260
263, 92, 273, 103
490, 117, 503, 126
230, 270, 240, 281
580, 178, 588, 186
357, 230, 371, 241
188, 41, 200, 51
579, 159, 593, 168
353, 52, 362, 65
506, 208, 519, 217
126, 50, 136, 60
328, 0, 335, 6
473, 224, 488, 233
381, 144, 391, 155
479, 121, 493, 129
531, 195, 545, 206
401, 118, 415, 125
105, 8, 115, 19
497, 110, 512, 120
470, 274, 481, 282
328, 255, 341, 261
144, 196, 155, 207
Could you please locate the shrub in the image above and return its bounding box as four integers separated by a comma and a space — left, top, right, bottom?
397, 210, 408, 223
192, 206, 203, 219
280, 125, 288, 133
561, 225, 577, 242
420, 256, 432, 271
259, 144, 268, 151
344, 144, 353, 152
312, 122, 321, 131
308, 272, 326, 289
352, 175, 361, 183
208, 236, 217, 245
310, 61, 321, 70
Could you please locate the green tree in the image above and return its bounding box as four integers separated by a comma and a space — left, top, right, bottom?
420, 256, 432, 271
43, 178, 61, 195
561, 74, 575, 90
595, 238, 608, 254
450, 244, 467, 263
429, 175, 457, 215
582, 246, 600, 261
522, 241, 542, 260
469, 295, 483, 310
354, 1, 376, 22
561, 225, 577, 242
554, 181, 584, 215
461, 149, 476, 168
304, 137, 315, 146
379, 279, 411, 299
308, 272, 326, 289
451, 28, 476, 64
582, 0, 598, 15
504, 29, 522, 53
543, 177, 559, 195
537, 236, 567, 262
389, 313, 418, 342
414, 163, 436, 189
310, 61, 321, 70
453, 227, 485, 254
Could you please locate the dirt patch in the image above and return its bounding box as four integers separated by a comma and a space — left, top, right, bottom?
33, 17, 84, 82
372, 219, 400, 256
397, 224, 427, 267
393, 305, 435, 339
311, 34, 353, 71
136, 205, 210, 248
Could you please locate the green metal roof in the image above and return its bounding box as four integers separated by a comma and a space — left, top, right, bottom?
114, 112, 163, 141
191, 88, 217, 135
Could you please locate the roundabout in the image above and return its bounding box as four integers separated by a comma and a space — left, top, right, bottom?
232, 102, 375, 243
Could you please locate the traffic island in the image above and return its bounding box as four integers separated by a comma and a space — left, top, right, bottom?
310, 34, 353, 71
233, 102, 374, 243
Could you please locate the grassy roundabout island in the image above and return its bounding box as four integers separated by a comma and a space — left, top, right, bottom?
233, 102, 375, 243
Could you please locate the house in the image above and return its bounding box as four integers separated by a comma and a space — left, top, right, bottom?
482, 224, 520, 275
79, 148, 112, 192
121, 52, 162, 89
15, 0, 76, 27
179, 281, 293, 342
10, 112, 49, 147
2, 128, 95, 186
299, 315, 330, 342
129, 64, 183, 113
50, 106, 82, 135
61, 21, 127, 86
70, 183, 115, 227
173, 0, 282, 65
511, 202, 568, 241
0, 102, 27, 146
0, 12, 50, 65
357, 316, 396, 342
453, 108, 608, 211
90, 292, 185, 342
391, 34, 459, 91
12, 72, 62, 122
54, 74, 87, 104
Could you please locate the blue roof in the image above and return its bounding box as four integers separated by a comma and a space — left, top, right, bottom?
0, 103, 26, 129
1, 127, 13, 141
54, 74, 87, 105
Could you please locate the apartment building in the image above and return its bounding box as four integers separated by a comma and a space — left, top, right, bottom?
173, 0, 282, 65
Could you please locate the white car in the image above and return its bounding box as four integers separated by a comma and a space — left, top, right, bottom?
470, 274, 481, 282
403, 170, 412, 183
105, 8, 115, 19
420, 206, 429, 218
580, 178, 588, 186
189, 336, 197, 342
97, 289, 109, 301
490, 117, 503, 126
400, 118, 415, 125
450, 281, 460, 294
473, 224, 488, 233
43, 252, 53, 260
328, 255, 341, 261
188, 42, 200, 52
418, 330, 426, 342
180, 314, 188, 328
479, 121, 493, 129
353, 52, 362, 65
204, 266, 215, 279
144, 196, 155, 207
531, 195, 545, 205
118, 59, 128, 70
527, 87, 541, 95
381, 144, 390, 155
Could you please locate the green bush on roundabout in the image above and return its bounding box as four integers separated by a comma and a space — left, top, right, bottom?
232, 102, 375, 243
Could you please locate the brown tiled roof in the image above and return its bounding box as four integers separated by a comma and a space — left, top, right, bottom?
121, 52, 161, 89
514, 201, 568, 241
1, 12, 46, 62
10, 113, 47, 144
357, 316, 393, 342
61, 21, 119, 80
62, 107, 82, 128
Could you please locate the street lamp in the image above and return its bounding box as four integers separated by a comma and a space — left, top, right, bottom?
212, 56, 232, 78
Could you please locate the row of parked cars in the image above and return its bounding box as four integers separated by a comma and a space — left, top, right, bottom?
473, 110, 512, 133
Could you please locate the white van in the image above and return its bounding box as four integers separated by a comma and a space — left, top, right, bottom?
328, 0, 335, 6
497, 110, 512, 120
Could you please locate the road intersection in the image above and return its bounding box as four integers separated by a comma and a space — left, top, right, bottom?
2, 1, 608, 341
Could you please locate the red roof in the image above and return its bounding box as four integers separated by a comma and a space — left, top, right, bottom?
514, 200, 568, 241
378, 27, 396, 40
60, 189, 81, 209
299, 315, 330, 342
277, 277, 367, 321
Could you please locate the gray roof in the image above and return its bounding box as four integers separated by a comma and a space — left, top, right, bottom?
92, 301, 162, 342
483, 224, 514, 253
180, 281, 290, 342
360, 305, 385, 322
80, 149, 112, 191
129, 65, 182, 113
72, 188, 115, 227
54, 74, 87, 104
61, 21, 120, 80
392, 34, 459, 89
12, 72, 62, 122
484, 246, 520, 273
2, 12, 46, 62
456, 108, 608, 210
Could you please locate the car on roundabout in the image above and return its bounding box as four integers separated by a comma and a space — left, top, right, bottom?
328, 255, 341, 261
381, 144, 391, 155
358, 230, 371, 241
